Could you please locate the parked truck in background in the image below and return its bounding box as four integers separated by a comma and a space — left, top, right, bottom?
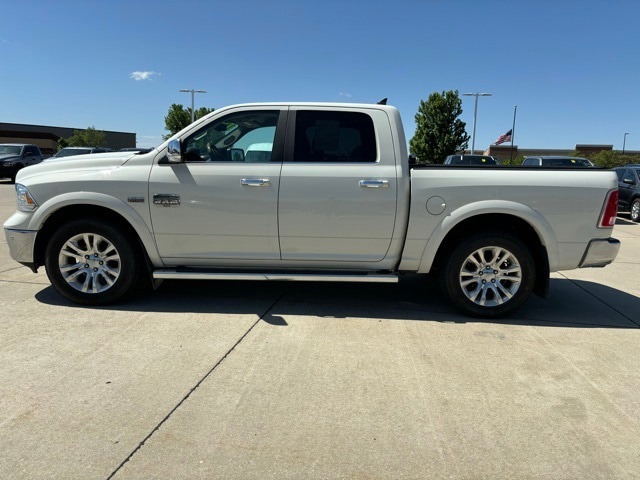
3, 102, 621, 317
0, 144, 45, 183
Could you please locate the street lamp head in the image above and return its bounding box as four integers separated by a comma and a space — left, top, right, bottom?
179, 89, 190, 92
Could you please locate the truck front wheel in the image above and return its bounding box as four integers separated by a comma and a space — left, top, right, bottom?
45, 219, 139, 305
441, 233, 535, 318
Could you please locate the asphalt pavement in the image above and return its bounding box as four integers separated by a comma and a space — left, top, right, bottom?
1, 179, 639, 479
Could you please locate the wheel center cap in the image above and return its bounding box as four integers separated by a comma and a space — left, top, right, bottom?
482, 267, 497, 281
85, 254, 103, 269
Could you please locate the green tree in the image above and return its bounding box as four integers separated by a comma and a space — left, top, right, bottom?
409, 90, 470, 164
57, 137, 69, 150
64, 126, 106, 148
163, 104, 214, 139
589, 150, 640, 168
569, 149, 640, 168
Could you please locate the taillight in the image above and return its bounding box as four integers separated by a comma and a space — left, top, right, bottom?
599, 189, 618, 228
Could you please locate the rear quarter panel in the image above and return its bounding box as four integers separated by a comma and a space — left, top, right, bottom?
400, 167, 618, 273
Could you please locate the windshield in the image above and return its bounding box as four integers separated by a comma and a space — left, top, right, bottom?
449, 155, 498, 165
0, 145, 22, 155
54, 148, 92, 157
542, 158, 593, 167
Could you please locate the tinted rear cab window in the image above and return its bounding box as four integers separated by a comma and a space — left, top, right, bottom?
293, 111, 376, 162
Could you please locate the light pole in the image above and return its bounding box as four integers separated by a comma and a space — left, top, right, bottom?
623, 132, 629, 155
179, 89, 207, 123
463, 92, 492, 154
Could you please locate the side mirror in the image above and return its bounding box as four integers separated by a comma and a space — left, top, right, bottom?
166, 139, 183, 163
230, 148, 245, 162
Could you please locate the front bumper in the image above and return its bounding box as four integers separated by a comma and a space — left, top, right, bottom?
579, 238, 621, 268
4, 228, 37, 270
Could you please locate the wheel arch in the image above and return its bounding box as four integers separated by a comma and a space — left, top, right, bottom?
32, 200, 159, 272
421, 206, 553, 298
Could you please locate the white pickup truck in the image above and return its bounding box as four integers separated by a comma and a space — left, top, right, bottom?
3, 102, 620, 317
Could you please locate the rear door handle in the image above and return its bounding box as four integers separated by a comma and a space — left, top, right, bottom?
359, 179, 389, 188
241, 178, 271, 187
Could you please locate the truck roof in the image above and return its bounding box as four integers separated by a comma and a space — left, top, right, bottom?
211, 102, 399, 112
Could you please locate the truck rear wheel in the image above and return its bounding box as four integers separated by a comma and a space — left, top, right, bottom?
441, 233, 535, 318
45, 219, 139, 305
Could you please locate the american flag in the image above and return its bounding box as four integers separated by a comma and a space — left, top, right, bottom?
495, 129, 512, 145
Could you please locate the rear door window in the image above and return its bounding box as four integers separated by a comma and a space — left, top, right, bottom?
292, 110, 376, 163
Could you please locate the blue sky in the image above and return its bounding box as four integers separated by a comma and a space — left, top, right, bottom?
2, 0, 639, 150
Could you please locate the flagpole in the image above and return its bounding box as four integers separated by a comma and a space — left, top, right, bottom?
509, 105, 517, 162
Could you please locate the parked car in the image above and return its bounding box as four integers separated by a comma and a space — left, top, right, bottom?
614, 165, 640, 222
119, 147, 152, 153
50, 147, 113, 159
522, 156, 594, 167
444, 154, 500, 165
0, 143, 45, 182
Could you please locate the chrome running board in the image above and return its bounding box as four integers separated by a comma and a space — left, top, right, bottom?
153, 269, 398, 283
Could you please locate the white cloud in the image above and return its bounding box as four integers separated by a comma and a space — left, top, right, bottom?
339, 92, 352, 98
130, 71, 160, 81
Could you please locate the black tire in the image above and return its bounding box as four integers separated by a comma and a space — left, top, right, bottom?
45, 219, 139, 305
10, 164, 23, 184
440, 233, 536, 318
631, 198, 640, 223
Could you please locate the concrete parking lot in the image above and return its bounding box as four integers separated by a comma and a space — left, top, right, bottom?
1, 178, 639, 479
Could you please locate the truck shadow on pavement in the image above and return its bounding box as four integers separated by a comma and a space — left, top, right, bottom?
615, 216, 637, 226
35, 275, 640, 329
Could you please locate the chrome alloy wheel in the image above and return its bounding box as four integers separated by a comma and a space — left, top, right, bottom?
58, 233, 121, 293
631, 200, 640, 222
458, 246, 522, 307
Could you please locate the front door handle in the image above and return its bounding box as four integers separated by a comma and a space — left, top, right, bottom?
241, 178, 271, 187
359, 179, 389, 188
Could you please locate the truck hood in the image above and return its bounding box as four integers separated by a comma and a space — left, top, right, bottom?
0, 154, 20, 161
15, 152, 135, 183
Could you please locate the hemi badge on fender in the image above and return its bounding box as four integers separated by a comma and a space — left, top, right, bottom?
127, 196, 145, 203
153, 194, 181, 207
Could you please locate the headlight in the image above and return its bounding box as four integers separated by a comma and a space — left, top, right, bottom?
3, 160, 14, 166
16, 184, 38, 212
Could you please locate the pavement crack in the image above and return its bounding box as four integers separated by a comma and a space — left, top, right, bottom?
105, 292, 286, 480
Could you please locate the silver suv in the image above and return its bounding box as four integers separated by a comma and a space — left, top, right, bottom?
522, 156, 594, 167
51, 147, 113, 159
